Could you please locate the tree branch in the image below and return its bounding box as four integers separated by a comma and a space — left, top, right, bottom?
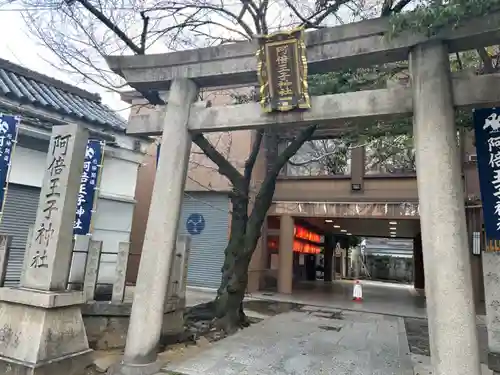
244, 130, 264, 181
192, 133, 246, 192
243, 125, 317, 255
311, 0, 352, 26
380, 0, 393, 16
65, 0, 143, 55
477, 47, 496, 74
289, 150, 338, 166
268, 126, 317, 184
156, 3, 255, 38
390, 0, 413, 14
139, 11, 150, 54
284, 0, 318, 28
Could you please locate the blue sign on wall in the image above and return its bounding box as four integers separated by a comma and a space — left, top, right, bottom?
186, 213, 205, 235
73, 140, 104, 235
473, 108, 500, 250
0, 114, 19, 219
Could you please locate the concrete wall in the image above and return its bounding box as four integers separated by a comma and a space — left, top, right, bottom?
274, 175, 419, 202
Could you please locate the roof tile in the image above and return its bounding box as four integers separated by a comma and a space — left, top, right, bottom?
0, 58, 126, 131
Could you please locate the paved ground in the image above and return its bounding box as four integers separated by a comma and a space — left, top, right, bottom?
252, 280, 428, 319
412, 353, 493, 375
123, 282, 492, 375
161, 308, 414, 375
404, 317, 489, 364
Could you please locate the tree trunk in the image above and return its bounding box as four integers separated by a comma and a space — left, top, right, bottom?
190, 126, 317, 333
214, 183, 273, 332
214, 192, 250, 331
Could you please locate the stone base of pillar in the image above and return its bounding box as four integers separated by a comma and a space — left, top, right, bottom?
107, 361, 164, 375
247, 271, 262, 293
414, 288, 426, 296
0, 288, 91, 375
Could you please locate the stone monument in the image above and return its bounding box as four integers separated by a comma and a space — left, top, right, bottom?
0, 123, 92, 375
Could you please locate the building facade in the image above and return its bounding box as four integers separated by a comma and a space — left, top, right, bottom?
0, 58, 150, 286
125, 88, 485, 305
124, 87, 254, 289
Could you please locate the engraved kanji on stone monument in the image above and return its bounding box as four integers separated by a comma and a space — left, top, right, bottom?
21, 124, 88, 290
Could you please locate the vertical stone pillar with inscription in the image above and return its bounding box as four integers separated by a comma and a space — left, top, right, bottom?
0, 123, 92, 375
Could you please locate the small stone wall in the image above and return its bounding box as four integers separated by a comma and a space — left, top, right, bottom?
82, 298, 185, 350
365, 255, 414, 283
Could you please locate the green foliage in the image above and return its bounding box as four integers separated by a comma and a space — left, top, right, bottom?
308, 69, 387, 96
366, 135, 416, 173
308, 67, 415, 143
308, 66, 403, 96
389, 0, 500, 38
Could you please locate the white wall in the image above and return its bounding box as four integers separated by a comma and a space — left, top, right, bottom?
9, 146, 46, 187
10, 146, 139, 199
99, 157, 138, 198
92, 199, 135, 284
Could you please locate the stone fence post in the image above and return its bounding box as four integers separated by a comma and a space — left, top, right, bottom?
83, 239, 103, 301
112, 241, 130, 303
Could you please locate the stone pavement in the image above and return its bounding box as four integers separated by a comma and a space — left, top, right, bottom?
411, 354, 492, 375
252, 280, 428, 319
161, 308, 414, 375
404, 317, 489, 364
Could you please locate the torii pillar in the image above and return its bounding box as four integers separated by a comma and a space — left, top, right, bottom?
411, 40, 481, 375
109, 78, 198, 375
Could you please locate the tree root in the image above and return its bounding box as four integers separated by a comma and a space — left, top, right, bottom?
184, 301, 217, 322
184, 298, 258, 340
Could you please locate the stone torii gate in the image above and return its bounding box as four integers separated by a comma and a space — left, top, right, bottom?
106, 13, 500, 375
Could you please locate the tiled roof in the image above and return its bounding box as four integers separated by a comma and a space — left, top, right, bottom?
0, 58, 126, 131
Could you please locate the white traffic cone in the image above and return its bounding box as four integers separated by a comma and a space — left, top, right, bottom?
352, 280, 363, 302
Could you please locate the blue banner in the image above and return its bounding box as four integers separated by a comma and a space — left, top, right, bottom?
473, 108, 500, 249
73, 140, 104, 235
0, 114, 19, 218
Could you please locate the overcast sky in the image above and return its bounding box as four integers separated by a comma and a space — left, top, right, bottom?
0, 7, 130, 118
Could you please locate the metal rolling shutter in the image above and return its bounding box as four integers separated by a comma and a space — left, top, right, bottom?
0, 184, 40, 286
179, 192, 229, 289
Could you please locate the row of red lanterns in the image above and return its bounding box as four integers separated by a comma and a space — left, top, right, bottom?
267, 239, 321, 254
294, 225, 321, 243
292, 240, 321, 254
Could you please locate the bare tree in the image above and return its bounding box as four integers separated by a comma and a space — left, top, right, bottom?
286, 139, 351, 176
3, 0, 417, 331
